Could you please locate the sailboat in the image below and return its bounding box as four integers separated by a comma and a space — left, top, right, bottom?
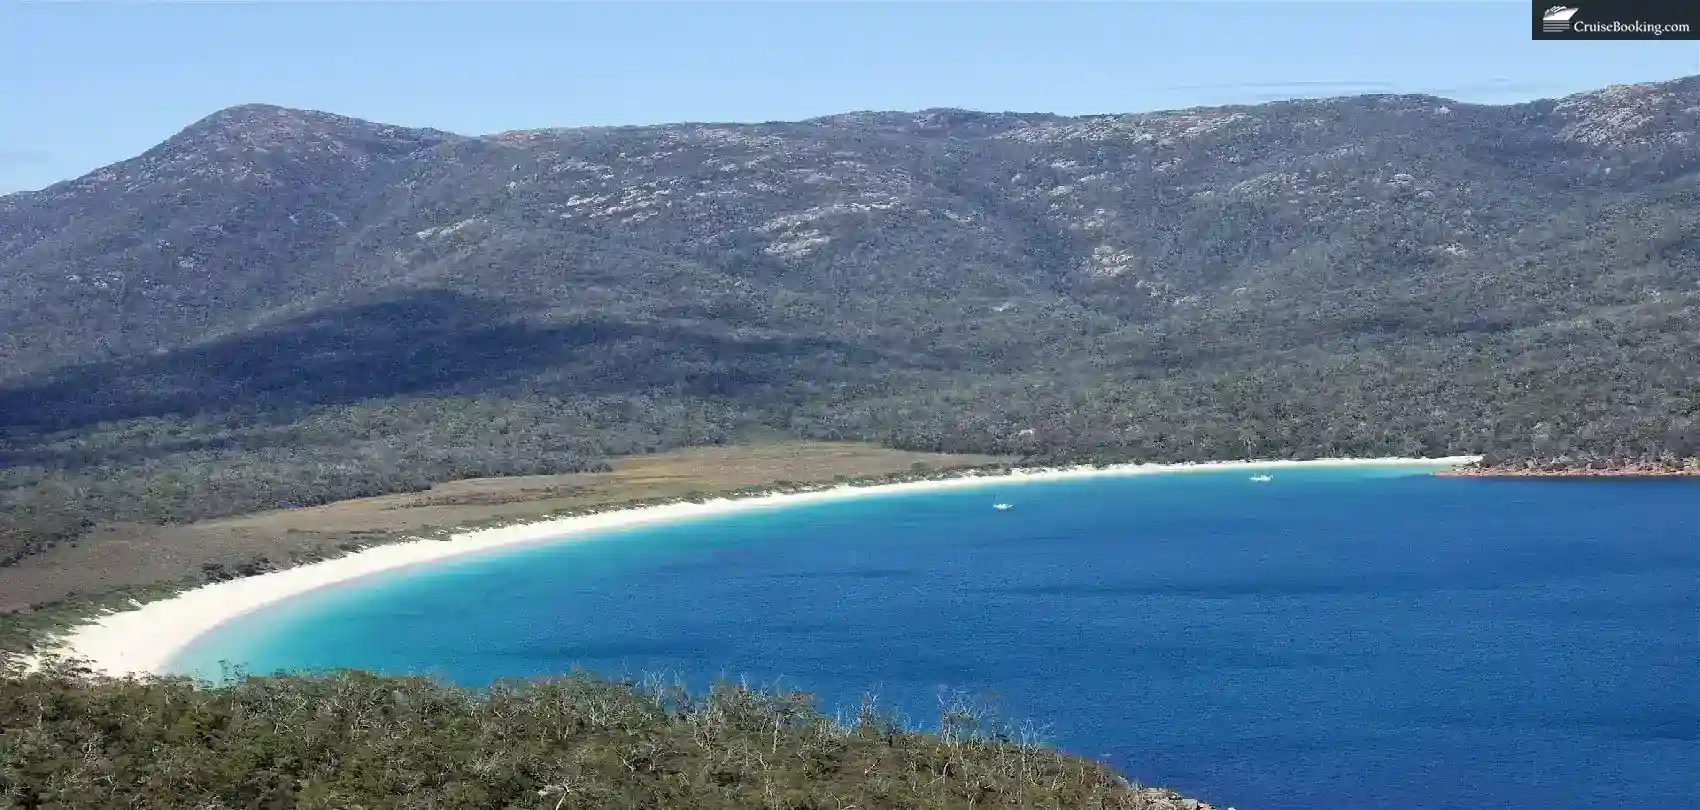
993, 500, 1014, 510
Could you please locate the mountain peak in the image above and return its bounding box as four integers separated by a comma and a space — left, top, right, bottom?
15, 104, 462, 206
166, 104, 463, 154
203, 102, 299, 121
54, 104, 469, 195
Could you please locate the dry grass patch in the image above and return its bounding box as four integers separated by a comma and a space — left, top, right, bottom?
0, 443, 1005, 643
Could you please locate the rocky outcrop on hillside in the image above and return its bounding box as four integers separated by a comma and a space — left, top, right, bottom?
1437, 457, 1700, 477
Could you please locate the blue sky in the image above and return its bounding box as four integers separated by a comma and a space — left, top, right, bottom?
1, 2, 1696, 192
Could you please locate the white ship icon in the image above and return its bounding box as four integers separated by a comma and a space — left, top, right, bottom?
1542, 5, 1580, 31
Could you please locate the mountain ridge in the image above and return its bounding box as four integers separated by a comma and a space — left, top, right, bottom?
0, 75, 1695, 567
11, 75, 1694, 202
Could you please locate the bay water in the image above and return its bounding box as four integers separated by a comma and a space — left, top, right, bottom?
173, 466, 1699, 809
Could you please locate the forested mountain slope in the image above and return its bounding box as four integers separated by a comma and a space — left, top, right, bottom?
1, 77, 1696, 568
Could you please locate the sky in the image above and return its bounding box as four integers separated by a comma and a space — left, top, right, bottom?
1, 1, 1697, 193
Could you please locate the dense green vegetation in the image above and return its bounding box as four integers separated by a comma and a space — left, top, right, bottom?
0, 660, 1200, 810
0, 393, 738, 565
4, 312, 1693, 568
2, 78, 1698, 585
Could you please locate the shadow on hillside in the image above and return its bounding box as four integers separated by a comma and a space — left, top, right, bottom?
0, 289, 891, 434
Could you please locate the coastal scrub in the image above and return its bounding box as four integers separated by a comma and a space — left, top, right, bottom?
0, 660, 1209, 810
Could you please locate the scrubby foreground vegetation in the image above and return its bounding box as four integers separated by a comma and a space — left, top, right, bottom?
0, 661, 1203, 810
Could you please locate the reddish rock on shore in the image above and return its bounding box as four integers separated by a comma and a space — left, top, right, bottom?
1436, 459, 1700, 478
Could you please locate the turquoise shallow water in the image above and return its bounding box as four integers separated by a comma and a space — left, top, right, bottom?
173, 466, 1700, 809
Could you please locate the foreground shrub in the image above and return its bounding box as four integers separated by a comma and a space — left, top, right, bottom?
0, 659, 1203, 809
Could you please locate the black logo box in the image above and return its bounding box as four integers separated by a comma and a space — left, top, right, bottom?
1533, 0, 1700, 39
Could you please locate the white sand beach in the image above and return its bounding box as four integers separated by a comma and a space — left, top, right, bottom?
31, 455, 1480, 678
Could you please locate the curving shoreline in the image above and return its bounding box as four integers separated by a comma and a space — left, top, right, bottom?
30, 455, 1479, 679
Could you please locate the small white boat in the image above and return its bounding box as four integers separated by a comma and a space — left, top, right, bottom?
993, 502, 1014, 510
1249, 474, 1273, 483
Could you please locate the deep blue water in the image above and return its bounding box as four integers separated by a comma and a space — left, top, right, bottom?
174, 466, 1700, 809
